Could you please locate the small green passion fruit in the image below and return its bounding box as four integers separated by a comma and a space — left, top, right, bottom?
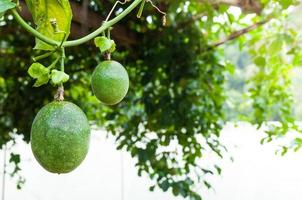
91, 60, 129, 105
30, 101, 91, 174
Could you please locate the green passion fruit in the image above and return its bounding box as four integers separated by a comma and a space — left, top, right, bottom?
91, 60, 129, 105
30, 101, 91, 174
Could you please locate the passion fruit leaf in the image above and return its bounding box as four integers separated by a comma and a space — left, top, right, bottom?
28, 63, 50, 87
50, 69, 69, 85
94, 36, 116, 53
25, 0, 72, 50
0, 0, 16, 18
33, 74, 50, 87
28, 63, 50, 79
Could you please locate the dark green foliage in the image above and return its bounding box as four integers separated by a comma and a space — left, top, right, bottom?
0, 20, 53, 144
103, 12, 226, 198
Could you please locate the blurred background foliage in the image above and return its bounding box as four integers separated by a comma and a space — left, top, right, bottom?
1, 0, 302, 199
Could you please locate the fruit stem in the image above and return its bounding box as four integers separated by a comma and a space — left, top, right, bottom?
54, 48, 65, 101
47, 56, 60, 70
32, 49, 57, 62
137, 0, 146, 18
54, 86, 64, 101
104, 28, 113, 60
32, 34, 67, 62
104, 52, 111, 60
107, 28, 111, 40
60, 48, 65, 72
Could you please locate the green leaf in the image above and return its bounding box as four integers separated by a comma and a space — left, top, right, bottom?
281, 146, 288, 156
254, 56, 266, 67
269, 38, 283, 55
28, 63, 50, 87
33, 74, 50, 87
0, 0, 16, 18
293, 54, 302, 66
50, 69, 69, 85
94, 36, 116, 53
214, 165, 222, 175
203, 181, 212, 189
172, 186, 180, 196
25, 0, 72, 50
9, 153, 20, 164
28, 63, 50, 79
279, 0, 294, 9
225, 62, 235, 74
149, 185, 155, 192
159, 180, 170, 192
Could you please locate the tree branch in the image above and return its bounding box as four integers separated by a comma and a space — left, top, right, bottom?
212, 18, 271, 47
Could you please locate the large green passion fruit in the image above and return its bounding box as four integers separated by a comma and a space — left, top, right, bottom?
30, 101, 91, 174
91, 60, 129, 105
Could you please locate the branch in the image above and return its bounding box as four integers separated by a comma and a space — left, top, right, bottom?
11, 0, 143, 48
18, 0, 137, 47
212, 18, 271, 47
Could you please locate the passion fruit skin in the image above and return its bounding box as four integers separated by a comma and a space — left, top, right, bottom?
91, 60, 129, 105
30, 101, 91, 174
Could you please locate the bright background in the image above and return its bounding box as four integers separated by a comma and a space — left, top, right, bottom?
1, 123, 302, 200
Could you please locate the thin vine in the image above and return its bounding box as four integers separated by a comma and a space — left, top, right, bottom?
10, 0, 143, 48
